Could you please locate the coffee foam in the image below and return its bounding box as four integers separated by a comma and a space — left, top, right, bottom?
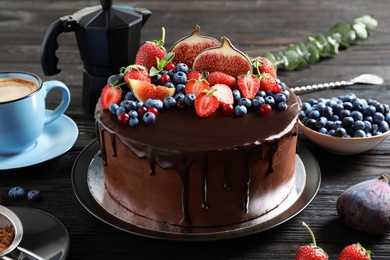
0, 78, 38, 102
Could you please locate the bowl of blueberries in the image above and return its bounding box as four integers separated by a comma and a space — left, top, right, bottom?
299, 93, 390, 155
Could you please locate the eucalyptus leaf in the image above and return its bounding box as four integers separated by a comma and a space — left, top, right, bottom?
327, 36, 339, 55
352, 22, 369, 40
355, 14, 378, 33
306, 44, 320, 64
284, 50, 301, 70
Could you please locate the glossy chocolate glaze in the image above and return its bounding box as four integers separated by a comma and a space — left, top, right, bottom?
96, 88, 301, 227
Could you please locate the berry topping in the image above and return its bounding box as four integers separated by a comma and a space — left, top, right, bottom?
185, 78, 210, 96
237, 72, 261, 99
211, 83, 234, 106
207, 71, 236, 89
194, 89, 219, 117
135, 27, 167, 70
100, 83, 123, 109
121, 64, 151, 86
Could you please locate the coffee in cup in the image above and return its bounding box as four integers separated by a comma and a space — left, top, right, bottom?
0, 78, 39, 103
0, 71, 71, 155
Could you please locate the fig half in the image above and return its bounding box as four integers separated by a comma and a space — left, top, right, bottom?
170, 25, 220, 68
336, 174, 390, 235
192, 37, 252, 78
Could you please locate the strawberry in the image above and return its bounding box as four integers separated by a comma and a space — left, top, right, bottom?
207, 71, 236, 89
121, 65, 150, 86
187, 70, 204, 81
252, 56, 277, 78
100, 84, 123, 109
295, 222, 328, 260
211, 84, 233, 106
237, 72, 260, 99
185, 78, 210, 96
338, 243, 371, 260
194, 89, 219, 117
135, 27, 167, 70
259, 72, 277, 92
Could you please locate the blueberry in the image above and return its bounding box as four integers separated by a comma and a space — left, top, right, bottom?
238, 98, 252, 108
107, 73, 124, 85
184, 94, 196, 106
128, 110, 138, 119
322, 106, 333, 118
264, 96, 275, 107
363, 105, 376, 116
353, 129, 366, 137
232, 89, 241, 103
123, 91, 136, 101
252, 96, 265, 109
151, 74, 161, 85
277, 102, 287, 111
256, 90, 267, 98
27, 190, 41, 202
363, 120, 372, 132
123, 100, 137, 111
308, 110, 320, 119
352, 120, 365, 131
334, 127, 347, 137
342, 116, 354, 127
350, 110, 363, 121
129, 117, 139, 127
143, 112, 156, 125
343, 102, 353, 110
109, 103, 119, 115
315, 117, 327, 129
379, 121, 389, 133
8, 187, 25, 200
176, 63, 189, 73
172, 71, 187, 85
163, 97, 177, 109
274, 93, 286, 103
164, 82, 175, 89
115, 106, 126, 116
174, 92, 185, 101
234, 105, 247, 117
304, 118, 316, 129
373, 112, 385, 124
175, 84, 186, 94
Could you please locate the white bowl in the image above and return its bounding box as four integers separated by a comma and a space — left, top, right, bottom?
299, 120, 390, 155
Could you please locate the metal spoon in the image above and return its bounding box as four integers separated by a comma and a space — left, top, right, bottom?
291, 74, 384, 94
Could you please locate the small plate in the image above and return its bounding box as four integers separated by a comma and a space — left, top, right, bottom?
8, 207, 70, 260
72, 140, 321, 241
0, 110, 78, 170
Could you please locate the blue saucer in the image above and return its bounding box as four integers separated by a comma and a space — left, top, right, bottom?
0, 110, 78, 170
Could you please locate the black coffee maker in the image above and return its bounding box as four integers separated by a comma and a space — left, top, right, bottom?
41, 0, 151, 113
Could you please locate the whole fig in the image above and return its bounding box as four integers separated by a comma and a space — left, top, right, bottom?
336, 174, 390, 235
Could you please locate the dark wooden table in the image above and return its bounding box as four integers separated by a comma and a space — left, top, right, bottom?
1, 0, 390, 259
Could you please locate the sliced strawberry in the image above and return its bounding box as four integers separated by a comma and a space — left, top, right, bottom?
121, 65, 150, 86
100, 84, 122, 109
207, 71, 236, 89
237, 73, 260, 99
211, 84, 233, 106
185, 78, 210, 96
259, 73, 276, 92
194, 89, 219, 117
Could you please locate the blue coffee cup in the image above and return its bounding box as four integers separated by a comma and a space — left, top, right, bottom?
0, 71, 71, 155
